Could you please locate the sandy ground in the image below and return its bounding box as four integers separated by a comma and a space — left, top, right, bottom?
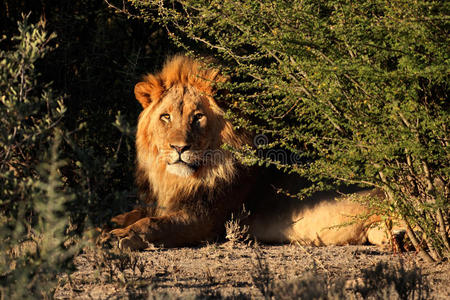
55, 243, 449, 299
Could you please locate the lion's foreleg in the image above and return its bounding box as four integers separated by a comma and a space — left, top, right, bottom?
110, 212, 214, 250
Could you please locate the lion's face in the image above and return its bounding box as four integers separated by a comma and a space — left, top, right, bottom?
134, 56, 244, 186
139, 84, 224, 177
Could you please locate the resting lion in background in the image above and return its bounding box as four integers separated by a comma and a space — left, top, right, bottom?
107, 55, 390, 250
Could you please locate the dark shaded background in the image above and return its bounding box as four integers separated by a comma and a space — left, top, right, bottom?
1, 0, 174, 226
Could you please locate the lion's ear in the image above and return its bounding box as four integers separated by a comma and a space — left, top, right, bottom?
134, 76, 164, 109
134, 82, 153, 109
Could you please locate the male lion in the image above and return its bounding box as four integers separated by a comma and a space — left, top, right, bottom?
108, 55, 389, 250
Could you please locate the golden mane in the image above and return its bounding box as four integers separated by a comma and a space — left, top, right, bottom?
135, 56, 246, 213
135, 55, 224, 108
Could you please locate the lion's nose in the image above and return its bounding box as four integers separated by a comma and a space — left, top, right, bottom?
170, 144, 191, 154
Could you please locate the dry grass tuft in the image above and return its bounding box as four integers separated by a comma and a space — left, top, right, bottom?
225, 206, 250, 245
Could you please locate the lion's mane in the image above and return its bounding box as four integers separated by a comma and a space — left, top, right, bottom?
134, 56, 246, 215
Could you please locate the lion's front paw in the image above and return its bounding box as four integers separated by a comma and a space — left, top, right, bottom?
110, 228, 149, 251
96, 228, 119, 249
118, 234, 148, 250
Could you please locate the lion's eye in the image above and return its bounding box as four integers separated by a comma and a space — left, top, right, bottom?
160, 114, 171, 122
193, 113, 205, 123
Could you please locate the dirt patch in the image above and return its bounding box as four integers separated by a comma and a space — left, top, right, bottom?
55, 243, 449, 299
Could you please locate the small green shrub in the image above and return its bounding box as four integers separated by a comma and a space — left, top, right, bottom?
0, 15, 78, 299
